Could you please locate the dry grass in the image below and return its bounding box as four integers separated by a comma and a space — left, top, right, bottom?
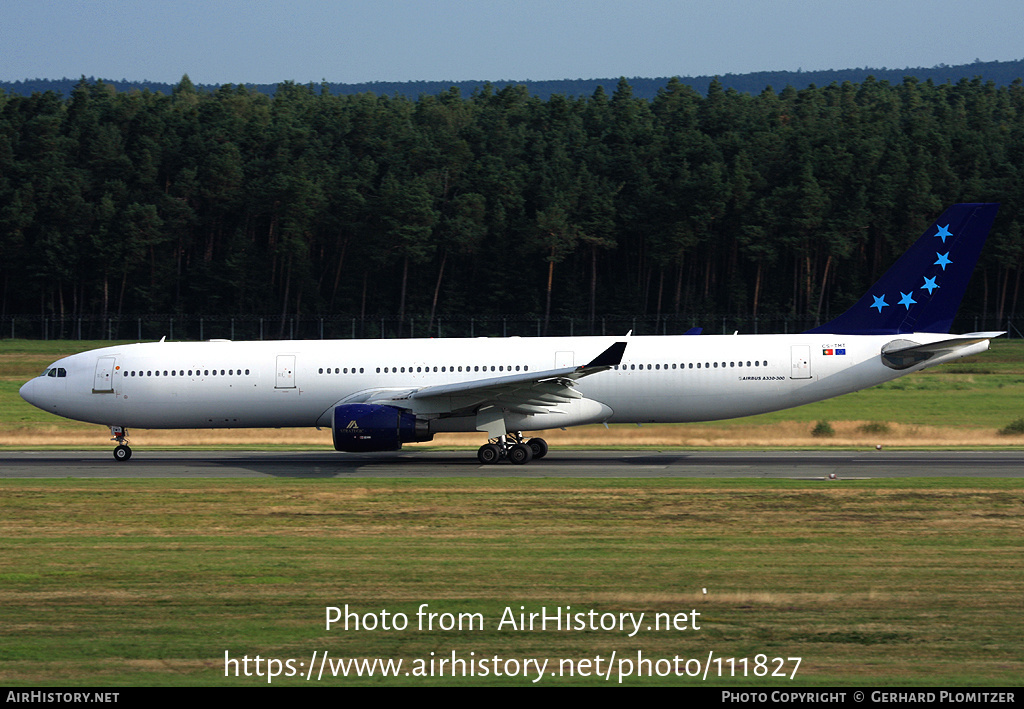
1, 419, 1012, 449
2, 478, 1022, 685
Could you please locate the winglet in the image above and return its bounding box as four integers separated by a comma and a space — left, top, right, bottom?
807, 203, 998, 335
577, 341, 627, 371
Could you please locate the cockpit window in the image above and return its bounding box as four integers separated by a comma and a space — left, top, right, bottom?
40, 367, 67, 378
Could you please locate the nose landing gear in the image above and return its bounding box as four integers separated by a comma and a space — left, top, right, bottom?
111, 426, 132, 461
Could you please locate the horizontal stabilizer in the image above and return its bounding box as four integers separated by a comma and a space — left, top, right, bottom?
880, 332, 1003, 370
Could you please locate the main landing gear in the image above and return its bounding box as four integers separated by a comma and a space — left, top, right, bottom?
477, 433, 548, 465
111, 426, 132, 461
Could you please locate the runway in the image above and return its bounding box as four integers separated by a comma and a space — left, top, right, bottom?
1, 449, 1022, 478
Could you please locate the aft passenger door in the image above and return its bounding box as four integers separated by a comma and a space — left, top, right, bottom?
790, 345, 812, 379
275, 355, 296, 389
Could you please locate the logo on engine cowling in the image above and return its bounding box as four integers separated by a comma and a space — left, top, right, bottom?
346, 420, 360, 430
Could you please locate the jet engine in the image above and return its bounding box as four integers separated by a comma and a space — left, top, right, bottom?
331, 403, 433, 452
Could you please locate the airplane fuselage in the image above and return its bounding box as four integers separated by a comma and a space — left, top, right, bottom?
19, 332, 988, 433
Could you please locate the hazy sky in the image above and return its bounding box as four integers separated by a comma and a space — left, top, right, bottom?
3, 0, 1021, 85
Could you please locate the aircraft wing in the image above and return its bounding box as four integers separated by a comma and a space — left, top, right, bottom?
341, 341, 626, 416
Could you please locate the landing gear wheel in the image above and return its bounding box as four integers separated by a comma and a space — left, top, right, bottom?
526, 437, 548, 459
477, 443, 501, 464
113, 444, 132, 462
508, 443, 534, 465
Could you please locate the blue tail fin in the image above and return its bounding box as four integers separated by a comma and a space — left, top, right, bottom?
807, 203, 998, 335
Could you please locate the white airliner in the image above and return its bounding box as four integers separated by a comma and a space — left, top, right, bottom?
20, 203, 1003, 463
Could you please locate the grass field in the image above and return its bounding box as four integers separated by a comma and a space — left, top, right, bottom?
2, 339, 1023, 449
1, 478, 1022, 686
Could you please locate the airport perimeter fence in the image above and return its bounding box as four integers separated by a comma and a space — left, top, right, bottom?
3, 313, 1021, 342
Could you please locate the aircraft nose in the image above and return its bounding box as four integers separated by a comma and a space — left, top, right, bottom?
19, 378, 40, 409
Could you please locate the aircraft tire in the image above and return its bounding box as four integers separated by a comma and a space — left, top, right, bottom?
526, 437, 548, 459
508, 443, 534, 465
113, 444, 132, 462
477, 443, 501, 464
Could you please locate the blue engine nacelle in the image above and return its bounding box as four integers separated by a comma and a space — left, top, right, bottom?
332, 404, 433, 452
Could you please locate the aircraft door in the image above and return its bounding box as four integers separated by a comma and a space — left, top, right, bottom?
92, 356, 117, 393
275, 355, 296, 389
790, 345, 812, 379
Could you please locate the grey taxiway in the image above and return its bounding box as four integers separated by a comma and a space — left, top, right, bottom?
1, 450, 1022, 479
